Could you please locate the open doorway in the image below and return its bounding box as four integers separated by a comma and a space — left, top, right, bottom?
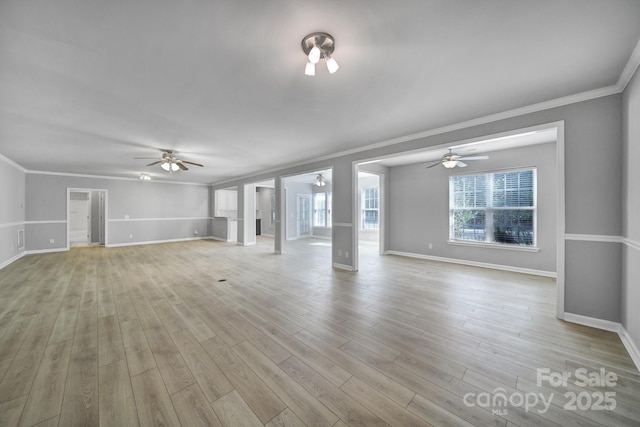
67, 188, 107, 248
282, 169, 333, 262
357, 171, 382, 253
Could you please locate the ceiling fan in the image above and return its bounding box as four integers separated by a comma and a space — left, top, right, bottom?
134, 150, 204, 173
426, 149, 489, 169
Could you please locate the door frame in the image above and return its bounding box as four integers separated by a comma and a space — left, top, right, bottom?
69, 192, 91, 245
67, 188, 109, 249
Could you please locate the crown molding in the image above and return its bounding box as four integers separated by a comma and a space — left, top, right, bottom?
617, 39, 640, 91
211, 39, 640, 187
0, 153, 27, 172
26, 170, 208, 186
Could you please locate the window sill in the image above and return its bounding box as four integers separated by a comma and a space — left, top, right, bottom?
447, 240, 540, 252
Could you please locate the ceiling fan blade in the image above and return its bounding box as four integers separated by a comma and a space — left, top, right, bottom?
146, 161, 162, 166
181, 160, 204, 167
134, 157, 162, 160
457, 161, 468, 167
459, 155, 489, 160
176, 162, 189, 171
426, 161, 442, 169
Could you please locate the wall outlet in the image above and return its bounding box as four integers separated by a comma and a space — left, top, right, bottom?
49, 239, 55, 244
429, 243, 433, 249
194, 230, 199, 235
129, 234, 133, 239
338, 249, 342, 256
345, 251, 349, 258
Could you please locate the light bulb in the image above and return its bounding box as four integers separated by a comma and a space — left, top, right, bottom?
308, 46, 321, 64
305, 62, 315, 76
443, 161, 457, 169
326, 57, 339, 74
161, 162, 179, 172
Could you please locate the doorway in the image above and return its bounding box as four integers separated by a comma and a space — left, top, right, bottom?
67, 188, 107, 248
69, 192, 91, 246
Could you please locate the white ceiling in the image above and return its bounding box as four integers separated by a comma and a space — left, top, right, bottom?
1, 1, 639, 184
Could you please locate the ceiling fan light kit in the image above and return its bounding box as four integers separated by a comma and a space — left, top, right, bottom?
427, 149, 489, 169
135, 150, 204, 174
314, 173, 326, 187
302, 32, 339, 76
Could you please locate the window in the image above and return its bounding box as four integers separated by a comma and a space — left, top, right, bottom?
361, 187, 379, 230
449, 168, 536, 246
313, 192, 332, 227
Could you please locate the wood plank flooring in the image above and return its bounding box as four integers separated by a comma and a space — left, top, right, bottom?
0, 237, 638, 426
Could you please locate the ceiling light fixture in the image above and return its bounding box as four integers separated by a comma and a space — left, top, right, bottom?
314, 174, 327, 187
301, 32, 339, 76
161, 161, 180, 172
139, 173, 151, 180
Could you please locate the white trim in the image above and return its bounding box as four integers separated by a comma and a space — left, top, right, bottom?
447, 240, 540, 253
563, 313, 621, 333
623, 237, 640, 252
617, 39, 640, 91
562, 314, 640, 371
25, 248, 69, 255
564, 233, 623, 243
0, 221, 24, 229
333, 223, 353, 227
0, 153, 27, 172
24, 220, 67, 225
109, 217, 212, 222
619, 326, 640, 371
67, 188, 109, 250
27, 170, 209, 186
106, 236, 212, 248
208, 86, 621, 188
0, 252, 26, 270
556, 121, 566, 319
213, 38, 639, 189
562, 235, 640, 251
385, 250, 556, 278
332, 262, 355, 271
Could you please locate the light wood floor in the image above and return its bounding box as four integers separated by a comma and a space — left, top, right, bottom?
0, 237, 638, 426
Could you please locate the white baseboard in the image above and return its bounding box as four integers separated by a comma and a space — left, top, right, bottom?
385, 250, 556, 278
333, 262, 355, 271
563, 312, 621, 333
564, 313, 640, 372
25, 247, 69, 255
106, 236, 212, 248
0, 252, 27, 270
209, 236, 234, 242
619, 327, 640, 371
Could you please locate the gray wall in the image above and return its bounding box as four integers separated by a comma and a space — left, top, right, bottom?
388, 142, 557, 273
0, 158, 25, 267
622, 64, 640, 350
25, 173, 210, 250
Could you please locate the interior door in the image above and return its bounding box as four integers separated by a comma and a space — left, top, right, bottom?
297, 194, 312, 238
69, 195, 90, 244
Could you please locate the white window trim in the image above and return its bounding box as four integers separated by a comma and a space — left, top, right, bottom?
447, 239, 540, 252
448, 167, 538, 249
313, 191, 332, 228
